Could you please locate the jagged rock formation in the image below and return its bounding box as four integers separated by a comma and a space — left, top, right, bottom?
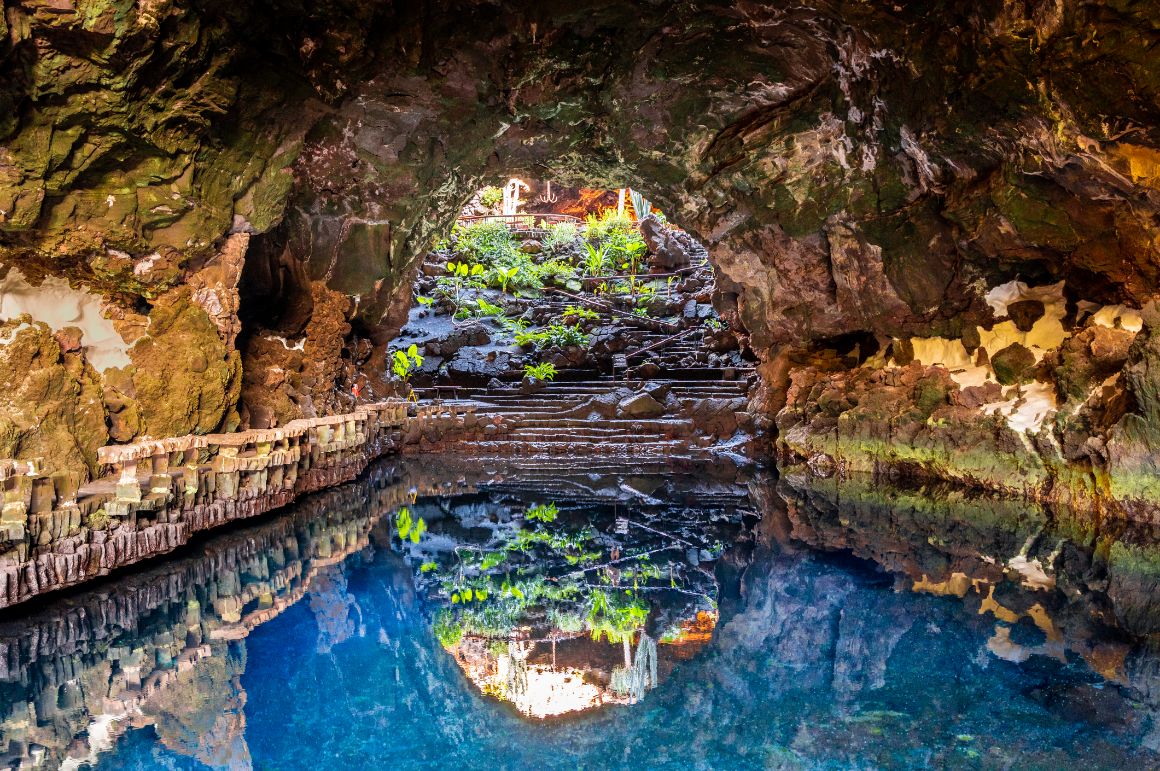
1, 1, 1159, 512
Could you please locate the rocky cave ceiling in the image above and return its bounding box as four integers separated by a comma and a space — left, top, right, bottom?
0, 0, 1159, 495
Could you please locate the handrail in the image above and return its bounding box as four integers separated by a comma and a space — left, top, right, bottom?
456, 213, 581, 228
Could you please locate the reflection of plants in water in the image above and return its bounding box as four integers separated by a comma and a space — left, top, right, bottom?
525, 502, 558, 523
395, 507, 427, 543
586, 589, 649, 644
415, 497, 722, 668
548, 608, 585, 634
434, 609, 465, 648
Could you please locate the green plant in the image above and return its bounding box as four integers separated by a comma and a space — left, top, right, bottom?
391, 344, 424, 381
395, 506, 427, 543
582, 241, 609, 277
548, 608, 586, 634
704, 317, 725, 331
586, 589, 650, 644
475, 297, 505, 317
585, 210, 632, 242
523, 362, 557, 381
629, 189, 651, 220
416, 295, 434, 306
479, 186, 503, 209
586, 210, 647, 275
480, 551, 507, 570
445, 261, 486, 303
534, 259, 581, 291
500, 316, 530, 335
453, 220, 520, 266
446, 261, 485, 279
491, 265, 520, 294
561, 305, 599, 322
433, 609, 465, 648
515, 324, 590, 349
543, 221, 580, 252
525, 502, 559, 522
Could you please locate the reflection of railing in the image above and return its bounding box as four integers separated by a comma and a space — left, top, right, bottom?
457, 213, 581, 231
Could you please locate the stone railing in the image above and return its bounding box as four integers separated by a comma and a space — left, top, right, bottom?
0, 401, 427, 609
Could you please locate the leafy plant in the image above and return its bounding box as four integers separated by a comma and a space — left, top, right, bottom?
474, 297, 505, 317
515, 324, 590, 349
561, 305, 599, 322
445, 261, 486, 303
395, 506, 427, 543
523, 362, 557, 382
586, 589, 650, 644
433, 609, 464, 648
416, 295, 434, 306
586, 209, 647, 275
629, 189, 652, 220
479, 186, 503, 209
581, 241, 609, 277
543, 221, 580, 252
534, 259, 581, 290
453, 220, 520, 266
446, 261, 485, 279
491, 265, 521, 294
499, 316, 530, 335
480, 551, 507, 570
525, 502, 559, 522
391, 344, 424, 381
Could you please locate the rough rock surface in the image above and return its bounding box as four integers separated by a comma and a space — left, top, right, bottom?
639, 215, 704, 271
0, 0, 1158, 508
0, 319, 108, 475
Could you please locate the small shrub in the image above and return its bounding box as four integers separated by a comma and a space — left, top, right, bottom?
561, 305, 599, 322
391, 344, 424, 381
478, 186, 503, 209
526, 502, 559, 522
534, 259, 580, 290
581, 242, 610, 277
585, 209, 647, 273
453, 220, 520, 266
433, 609, 464, 648
515, 324, 590, 349
543, 221, 580, 252
523, 362, 557, 381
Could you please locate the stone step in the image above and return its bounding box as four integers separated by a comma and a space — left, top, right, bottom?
502, 427, 697, 442
507, 418, 694, 430
442, 439, 705, 456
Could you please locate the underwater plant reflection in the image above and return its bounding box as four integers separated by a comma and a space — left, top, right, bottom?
397, 478, 747, 718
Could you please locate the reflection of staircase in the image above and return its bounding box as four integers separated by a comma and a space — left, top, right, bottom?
411, 376, 751, 458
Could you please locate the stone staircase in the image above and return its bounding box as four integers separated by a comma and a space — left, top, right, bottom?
411, 374, 753, 459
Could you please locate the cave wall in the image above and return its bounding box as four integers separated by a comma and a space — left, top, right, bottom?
0, 0, 1159, 504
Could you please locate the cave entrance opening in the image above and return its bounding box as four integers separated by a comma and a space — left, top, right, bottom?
377, 178, 759, 457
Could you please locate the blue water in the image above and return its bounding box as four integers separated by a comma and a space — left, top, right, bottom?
99, 561, 1157, 768
6, 460, 1159, 770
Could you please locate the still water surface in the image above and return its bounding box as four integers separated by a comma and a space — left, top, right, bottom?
1, 458, 1158, 769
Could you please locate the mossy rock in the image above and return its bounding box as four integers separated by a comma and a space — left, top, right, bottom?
991, 343, 1036, 385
